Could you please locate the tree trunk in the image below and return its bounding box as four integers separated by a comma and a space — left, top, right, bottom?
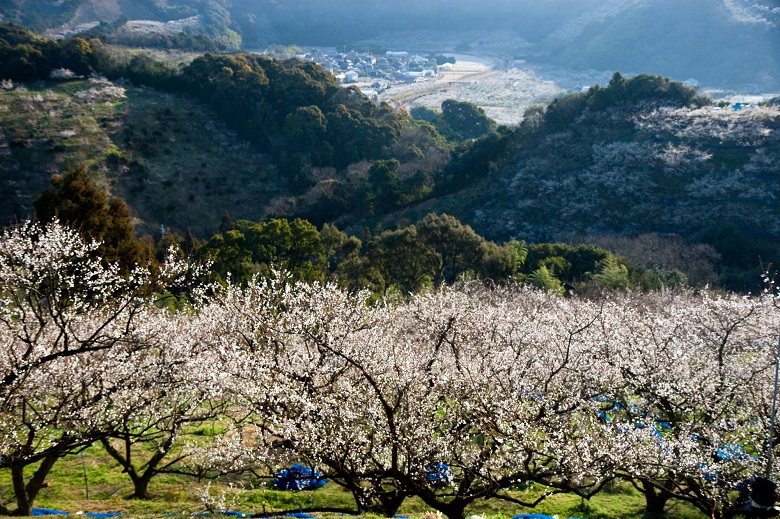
641, 480, 672, 515
347, 478, 406, 517
416, 492, 468, 519
435, 502, 467, 519
9, 453, 59, 516
10, 461, 32, 517
377, 493, 406, 518
127, 472, 154, 500
101, 434, 174, 499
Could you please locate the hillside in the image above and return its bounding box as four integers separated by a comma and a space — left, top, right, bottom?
542, 0, 780, 92
0, 0, 240, 49
0, 77, 284, 237
0, 28, 458, 237
407, 74, 780, 286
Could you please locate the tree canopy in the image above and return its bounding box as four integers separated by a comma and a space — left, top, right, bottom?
0, 23, 98, 80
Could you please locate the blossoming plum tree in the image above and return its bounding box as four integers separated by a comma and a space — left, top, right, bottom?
97, 308, 234, 499
0, 220, 197, 515
586, 290, 780, 518
202, 279, 635, 519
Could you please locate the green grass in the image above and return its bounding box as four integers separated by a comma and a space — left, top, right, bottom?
1, 444, 708, 519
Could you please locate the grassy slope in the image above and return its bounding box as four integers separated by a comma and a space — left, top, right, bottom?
0, 78, 285, 238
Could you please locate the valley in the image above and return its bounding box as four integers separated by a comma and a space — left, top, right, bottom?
2, 4, 780, 518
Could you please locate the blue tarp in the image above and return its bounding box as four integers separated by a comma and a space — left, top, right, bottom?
273, 464, 327, 491
32, 509, 69, 516
717, 444, 757, 462
511, 514, 555, 519
425, 462, 453, 487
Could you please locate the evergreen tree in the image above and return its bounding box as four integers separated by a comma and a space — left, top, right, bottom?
437, 99, 496, 141
528, 265, 564, 294
587, 256, 632, 291
219, 211, 236, 233
416, 213, 486, 286
182, 228, 200, 256
34, 165, 152, 271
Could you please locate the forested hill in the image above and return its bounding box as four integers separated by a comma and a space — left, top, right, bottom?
1, 24, 780, 290
0, 23, 466, 234
423, 73, 780, 287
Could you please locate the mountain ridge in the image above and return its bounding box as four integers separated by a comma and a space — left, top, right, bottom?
1, 22, 779, 290
2, 0, 777, 90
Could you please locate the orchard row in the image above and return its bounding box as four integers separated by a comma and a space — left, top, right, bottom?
2, 220, 779, 518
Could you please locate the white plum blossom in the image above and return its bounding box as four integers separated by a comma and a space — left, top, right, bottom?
74, 85, 127, 103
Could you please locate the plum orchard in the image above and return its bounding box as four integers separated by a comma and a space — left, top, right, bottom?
2, 220, 780, 519
207, 278, 780, 519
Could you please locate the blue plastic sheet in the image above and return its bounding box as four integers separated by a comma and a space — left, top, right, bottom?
273, 464, 327, 491
32, 509, 69, 516
425, 462, 453, 487
717, 444, 756, 462
511, 514, 555, 519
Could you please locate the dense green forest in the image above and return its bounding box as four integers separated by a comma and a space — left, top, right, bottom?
0, 23, 101, 80
35, 164, 689, 298
1, 23, 779, 293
